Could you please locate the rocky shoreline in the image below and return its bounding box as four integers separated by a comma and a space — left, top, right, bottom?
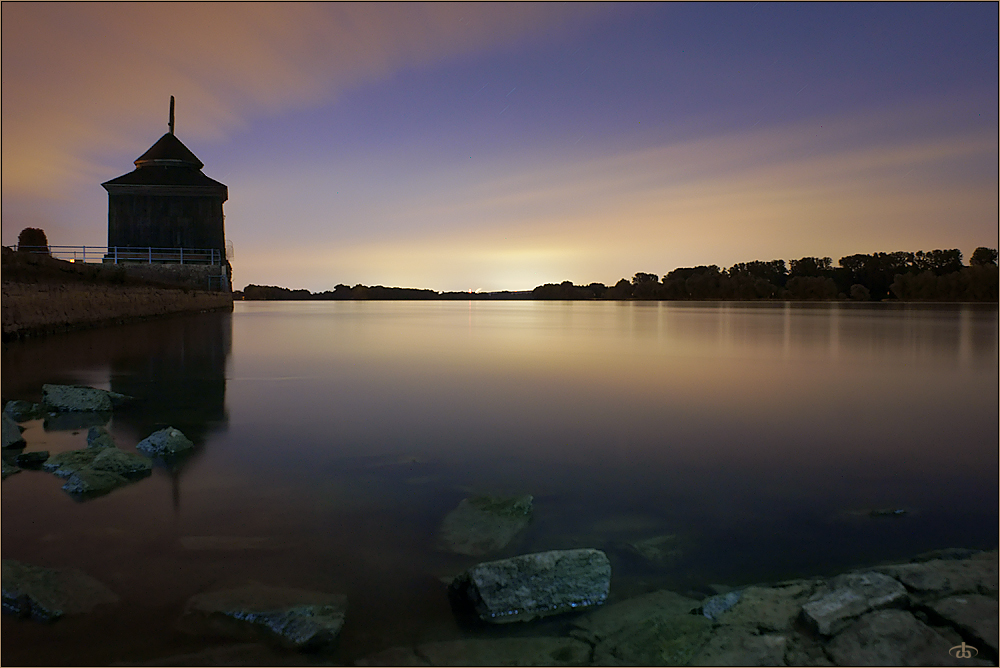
2, 385, 996, 666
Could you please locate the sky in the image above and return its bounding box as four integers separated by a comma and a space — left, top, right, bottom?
2, 2, 997, 292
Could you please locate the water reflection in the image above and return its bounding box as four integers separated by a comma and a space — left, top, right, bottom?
1, 310, 232, 506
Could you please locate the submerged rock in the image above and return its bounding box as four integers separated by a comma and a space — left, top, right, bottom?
591, 616, 714, 666
43, 411, 111, 432
41, 384, 113, 412
177, 583, 348, 651
4, 400, 45, 422
572, 589, 701, 645
438, 494, 533, 556
42, 449, 99, 478
689, 626, 788, 667
624, 533, 686, 566
86, 426, 117, 449
89, 448, 152, 480
826, 609, 983, 666
14, 450, 49, 469
701, 590, 742, 620
928, 595, 999, 655
357, 637, 592, 666
709, 580, 821, 632
874, 555, 999, 597
1, 559, 120, 622
2, 413, 26, 449
450, 548, 611, 624
136, 427, 194, 458
801, 571, 908, 636
2, 459, 21, 479
61, 468, 129, 497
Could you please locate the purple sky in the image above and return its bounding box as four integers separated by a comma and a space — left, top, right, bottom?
3, 2, 997, 291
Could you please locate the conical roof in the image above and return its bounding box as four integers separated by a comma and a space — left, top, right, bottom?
133, 133, 204, 169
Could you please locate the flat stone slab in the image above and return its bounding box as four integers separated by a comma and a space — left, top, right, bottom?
177, 583, 347, 651
826, 609, 990, 667
689, 627, 788, 667
42, 449, 99, 477
929, 595, 999, 655
42, 384, 113, 412
802, 571, 908, 636
136, 427, 194, 458
2, 412, 25, 448
438, 495, 533, 556
1, 559, 120, 622
876, 557, 999, 597
451, 548, 610, 624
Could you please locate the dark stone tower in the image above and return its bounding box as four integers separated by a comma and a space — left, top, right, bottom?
102, 97, 227, 254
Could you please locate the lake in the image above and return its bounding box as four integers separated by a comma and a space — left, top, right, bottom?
2, 300, 997, 664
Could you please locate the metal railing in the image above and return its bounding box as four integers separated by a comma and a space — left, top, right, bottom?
6, 245, 221, 265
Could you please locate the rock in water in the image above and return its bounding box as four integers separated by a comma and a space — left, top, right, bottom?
2, 413, 26, 449
801, 571, 908, 635
136, 427, 194, 458
450, 548, 611, 623
89, 448, 152, 479
42, 449, 99, 478
4, 400, 45, 422
2, 460, 21, 479
438, 494, 533, 556
86, 426, 116, 449
61, 469, 129, 497
1, 559, 120, 622
177, 584, 347, 651
14, 450, 49, 469
702, 590, 742, 620
41, 384, 113, 412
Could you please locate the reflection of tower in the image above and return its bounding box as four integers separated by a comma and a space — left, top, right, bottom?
109, 309, 231, 468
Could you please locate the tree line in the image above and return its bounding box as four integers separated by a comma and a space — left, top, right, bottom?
239, 247, 998, 302
532, 248, 998, 302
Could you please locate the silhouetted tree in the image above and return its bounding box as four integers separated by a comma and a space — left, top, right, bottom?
17, 227, 49, 255
789, 256, 833, 277
849, 284, 870, 301
970, 247, 998, 267
786, 276, 838, 300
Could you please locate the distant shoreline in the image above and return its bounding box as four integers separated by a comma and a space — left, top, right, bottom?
240, 247, 998, 303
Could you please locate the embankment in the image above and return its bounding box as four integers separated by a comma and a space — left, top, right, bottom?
1, 248, 232, 341
2, 283, 232, 341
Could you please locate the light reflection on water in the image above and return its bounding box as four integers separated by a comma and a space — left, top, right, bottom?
1, 301, 997, 664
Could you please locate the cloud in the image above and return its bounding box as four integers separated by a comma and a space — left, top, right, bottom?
1, 2, 599, 196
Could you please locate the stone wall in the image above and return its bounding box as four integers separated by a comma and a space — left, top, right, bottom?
117, 262, 230, 292
2, 282, 233, 341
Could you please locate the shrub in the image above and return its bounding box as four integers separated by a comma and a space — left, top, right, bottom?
17, 228, 49, 254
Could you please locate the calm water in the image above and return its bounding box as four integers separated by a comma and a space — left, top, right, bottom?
2, 301, 997, 664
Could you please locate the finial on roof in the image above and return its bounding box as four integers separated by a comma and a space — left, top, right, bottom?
169, 96, 175, 135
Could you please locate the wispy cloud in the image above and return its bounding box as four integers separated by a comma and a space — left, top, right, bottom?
1, 3, 598, 196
